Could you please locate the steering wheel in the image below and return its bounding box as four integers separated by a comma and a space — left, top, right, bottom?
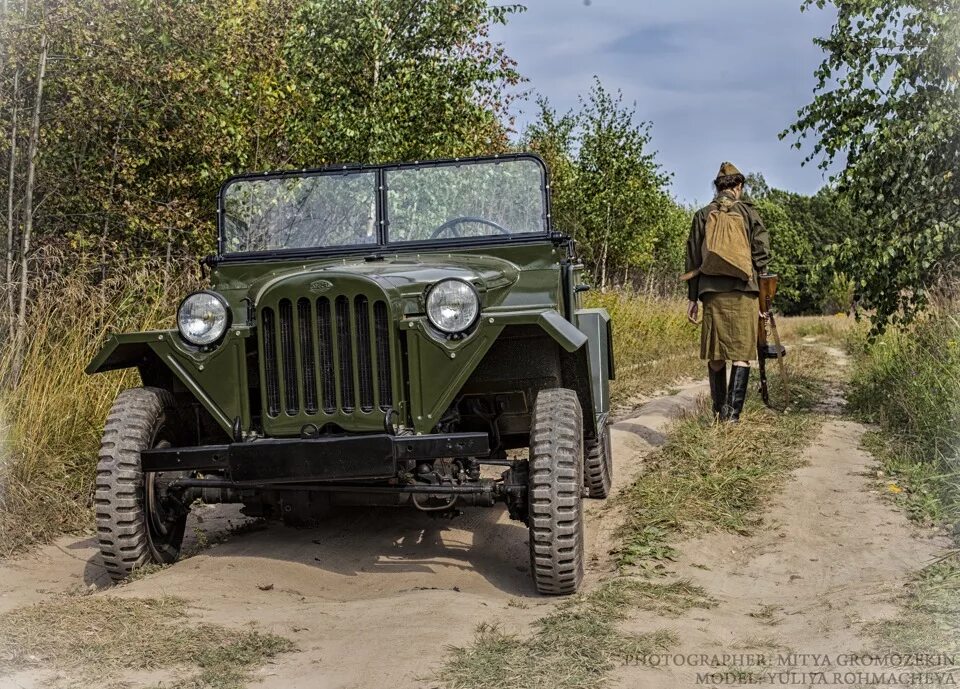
429, 216, 511, 239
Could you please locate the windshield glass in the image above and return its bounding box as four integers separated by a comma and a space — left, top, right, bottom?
385, 158, 547, 242
218, 156, 547, 254
221, 172, 378, 253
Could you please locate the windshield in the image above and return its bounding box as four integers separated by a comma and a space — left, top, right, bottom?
221, 172, 378, 253
219, 156, 548, 255
385, 158, 547, 242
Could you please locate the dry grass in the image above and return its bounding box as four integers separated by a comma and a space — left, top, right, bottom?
584, 291, 701, 406
777, 313, 859, 346
0, 257, 197, 555
614, 345, 828, 567
0, 594, 294, 687
438, 578, 712, 689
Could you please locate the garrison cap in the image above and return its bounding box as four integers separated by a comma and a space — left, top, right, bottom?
716, 161, 743, 179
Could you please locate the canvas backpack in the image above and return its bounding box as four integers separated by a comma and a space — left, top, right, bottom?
683, 196, 753, 282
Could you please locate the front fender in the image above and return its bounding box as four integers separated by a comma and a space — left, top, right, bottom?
406, 308, 592, 434
86, 329, 253, 435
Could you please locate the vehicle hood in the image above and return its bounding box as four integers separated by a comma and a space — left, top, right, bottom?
241, 253, 521, 307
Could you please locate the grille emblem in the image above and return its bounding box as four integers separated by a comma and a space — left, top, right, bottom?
309, 279, 333, 294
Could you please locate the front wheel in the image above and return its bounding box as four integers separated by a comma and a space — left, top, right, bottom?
527, 388, 585, 595
584, 421, 613, 499
95, 387, 188, 582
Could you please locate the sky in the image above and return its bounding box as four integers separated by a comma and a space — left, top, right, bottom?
489, 0, 839, 206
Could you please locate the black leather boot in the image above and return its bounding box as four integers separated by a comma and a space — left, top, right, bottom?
708, 365, 727, 419
725, 365, 751, 423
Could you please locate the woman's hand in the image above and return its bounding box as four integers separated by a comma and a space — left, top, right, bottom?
687, 300, 699, 324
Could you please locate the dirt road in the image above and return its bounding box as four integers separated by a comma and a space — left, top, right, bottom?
0, 359, 950, 688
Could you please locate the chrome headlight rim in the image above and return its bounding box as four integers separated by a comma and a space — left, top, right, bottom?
177, 290, 231, 347
425, 278, 481, 335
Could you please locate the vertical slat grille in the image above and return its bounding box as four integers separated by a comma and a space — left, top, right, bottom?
278, 299, 299, 415
355, 296, 374, 412
262, 307, 280, 417
335, 296, 355, 412
260, 291, 393, 421
316, 297, 336, 413
298, 298, 318, 414
374, 300, 393, 410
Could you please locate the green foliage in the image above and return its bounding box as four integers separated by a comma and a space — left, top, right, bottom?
524, 81, 688, 291
0, 255, 197, 555
285, 0, 522, 163
747, 173, 866, 315
0, 0, 522, 259
785, 0, 960, 331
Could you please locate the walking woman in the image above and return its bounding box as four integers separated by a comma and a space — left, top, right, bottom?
684, 162, 771, 422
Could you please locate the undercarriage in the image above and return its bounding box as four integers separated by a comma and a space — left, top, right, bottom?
143, 430, 529, 524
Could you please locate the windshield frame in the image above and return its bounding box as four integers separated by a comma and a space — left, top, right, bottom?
216, 153, 552, 261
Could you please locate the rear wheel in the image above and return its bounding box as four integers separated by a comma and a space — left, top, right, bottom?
584, 421, 613, 499
95, 387, 188, 582
527, 388, 585, 595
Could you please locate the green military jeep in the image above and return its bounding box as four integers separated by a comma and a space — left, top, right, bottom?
87, 154, 614, 595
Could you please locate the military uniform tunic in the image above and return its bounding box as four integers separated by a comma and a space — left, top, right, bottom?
685, 190, 772, 361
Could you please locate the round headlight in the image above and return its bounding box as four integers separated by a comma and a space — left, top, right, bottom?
177, 291, 229, 346
426, 279, 480, 334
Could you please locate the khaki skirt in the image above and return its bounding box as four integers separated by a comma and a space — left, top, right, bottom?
700, 291, 758, 361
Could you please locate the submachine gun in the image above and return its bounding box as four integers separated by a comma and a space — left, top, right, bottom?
757, 273, 790, 408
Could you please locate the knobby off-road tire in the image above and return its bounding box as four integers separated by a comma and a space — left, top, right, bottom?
96, 387, 187, 582
527, 388, 585, 595
584, 421, 613, 499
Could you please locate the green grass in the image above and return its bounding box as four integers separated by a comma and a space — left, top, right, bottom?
438, 578, 713, 689
0, 594, 295, 688
847, 303, 960, 670
614, 346, 827, 567
846, 307, 960, 529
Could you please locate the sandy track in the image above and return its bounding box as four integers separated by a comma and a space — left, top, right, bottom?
611, 418, 949, 688
0, 382, 708, 689
610, 351, 952, 688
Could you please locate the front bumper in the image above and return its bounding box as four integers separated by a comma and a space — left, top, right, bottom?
140, 432, 490, 483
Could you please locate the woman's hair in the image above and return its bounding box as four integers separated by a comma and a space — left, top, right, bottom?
714, 173, 745, 192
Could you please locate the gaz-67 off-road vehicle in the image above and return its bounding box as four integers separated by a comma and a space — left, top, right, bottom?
87, 154, 614, 595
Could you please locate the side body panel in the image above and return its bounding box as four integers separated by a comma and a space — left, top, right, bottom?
574, 309, 613, 421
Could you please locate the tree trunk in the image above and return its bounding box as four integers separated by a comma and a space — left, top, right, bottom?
5, 68, 18, 328
11, 30, 47, 383
599, 237, 608, 293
